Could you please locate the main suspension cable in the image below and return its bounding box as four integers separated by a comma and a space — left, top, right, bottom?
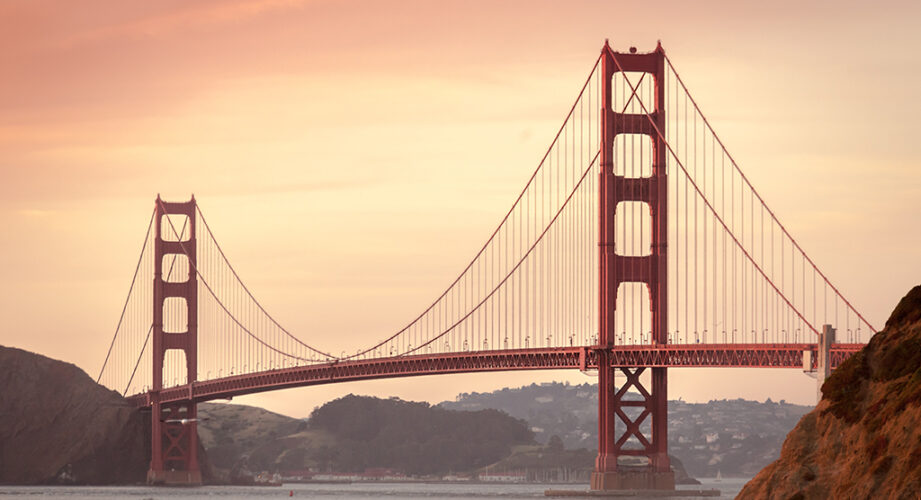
663, 54, 875, 334
96, 209, 154, 384
196, 206, 336, 359
608, 49, 819, 335
339, 54, 603, 361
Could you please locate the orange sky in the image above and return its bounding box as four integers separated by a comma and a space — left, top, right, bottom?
1, 0, 920, 417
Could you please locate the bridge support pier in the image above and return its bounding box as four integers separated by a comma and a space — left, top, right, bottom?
148, 196, 201, 486
816, 324, 835, 402
591, 365, 674, 491
147, 400, 202, 485
593, 42, 673, 491
591, 468, 675, 491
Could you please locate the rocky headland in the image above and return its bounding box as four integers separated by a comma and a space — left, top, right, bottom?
739, 286, 921, 499
0, 346, 149, 484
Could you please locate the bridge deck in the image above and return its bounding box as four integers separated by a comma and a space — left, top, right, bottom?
128, 343, 862, 407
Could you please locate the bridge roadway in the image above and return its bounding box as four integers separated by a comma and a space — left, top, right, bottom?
128, 343, 861, 407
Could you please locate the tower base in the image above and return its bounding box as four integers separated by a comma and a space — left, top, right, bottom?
147, 469, 202, 486
590, 469, 675, 491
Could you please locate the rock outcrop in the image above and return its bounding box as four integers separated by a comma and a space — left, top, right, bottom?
738, 286, 921, 499
0, 346, 149, 484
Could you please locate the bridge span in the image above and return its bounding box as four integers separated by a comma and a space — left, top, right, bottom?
128, 343, 860, 407
98, 42, 876, 490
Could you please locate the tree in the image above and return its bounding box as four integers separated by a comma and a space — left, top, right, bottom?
548, 435, 564, 452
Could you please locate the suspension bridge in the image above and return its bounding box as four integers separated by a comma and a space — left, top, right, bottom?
97, 42, 875, 490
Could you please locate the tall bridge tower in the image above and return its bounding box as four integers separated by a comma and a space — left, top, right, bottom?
593, 42, 673, 490
148, 196, 202, 485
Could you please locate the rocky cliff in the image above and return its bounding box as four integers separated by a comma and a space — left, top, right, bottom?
739, 286, 921, 499
0, 346, 149, 484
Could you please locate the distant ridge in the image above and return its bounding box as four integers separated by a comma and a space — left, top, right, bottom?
441, 383, 812, 477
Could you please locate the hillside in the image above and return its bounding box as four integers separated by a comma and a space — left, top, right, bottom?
0, 346, 148, 484
197, 402, 308, 479
441, 382, 812, 477
199, 397, 702, 483
199, 395, 535, 477
310, 395, 535, 474
739, 286, 921, 498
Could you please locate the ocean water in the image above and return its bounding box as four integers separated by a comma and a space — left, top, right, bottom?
0, 478, 749, 499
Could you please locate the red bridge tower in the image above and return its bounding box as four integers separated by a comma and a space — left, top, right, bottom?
593, 42, 673, 490
148, 196, 202, 485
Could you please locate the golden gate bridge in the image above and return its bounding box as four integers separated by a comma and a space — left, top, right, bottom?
96, 42, 874, 490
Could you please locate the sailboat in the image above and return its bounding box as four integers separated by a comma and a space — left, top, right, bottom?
715, 470, 722, 482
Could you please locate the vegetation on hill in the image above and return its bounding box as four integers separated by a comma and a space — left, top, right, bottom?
197, 402, 307, 476
199, 396, 701, 483
739, 285, 921, 498
309, 395, 535, 474
199, 395, 535, 476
